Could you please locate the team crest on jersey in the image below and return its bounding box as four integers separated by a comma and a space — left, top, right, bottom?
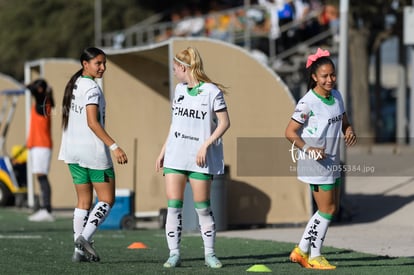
175, 95, 185, 104
298, 110, 313, 121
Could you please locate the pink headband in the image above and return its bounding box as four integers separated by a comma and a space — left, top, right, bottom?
306, 48, 330, 68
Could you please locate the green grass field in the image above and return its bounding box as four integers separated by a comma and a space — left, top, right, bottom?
1, 207, 413, 274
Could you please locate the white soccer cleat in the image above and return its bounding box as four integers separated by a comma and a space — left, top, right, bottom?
28, 209, 55, 222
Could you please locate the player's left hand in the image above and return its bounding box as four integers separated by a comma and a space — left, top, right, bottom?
344, 130, 357, 146
196, 145, 208, 168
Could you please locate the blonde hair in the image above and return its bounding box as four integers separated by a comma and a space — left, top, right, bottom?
174, 47, 227, 93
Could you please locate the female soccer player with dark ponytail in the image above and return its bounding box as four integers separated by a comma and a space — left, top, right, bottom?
59, 47, 128, 262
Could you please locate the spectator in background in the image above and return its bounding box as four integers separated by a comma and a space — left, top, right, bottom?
258, 0, 284, 40
290, 0, 311, 42
155, 25, 174, 42
26, 79, 55, 222
206, 12, 232, 41
319, 4, 339, 41
277, 0, 295, 52
288, 0, 325, 44
205, 1, 233, 42
292, 0, 310, 21
156, 6, 205, 42
256, 0, 296, 54
189, 7, 206, 36
172, 7, 193, 37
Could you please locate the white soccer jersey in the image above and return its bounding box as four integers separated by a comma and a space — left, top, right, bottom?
58, 76, 113, 169
164, 82, 227, 175
291, 89, 345, 184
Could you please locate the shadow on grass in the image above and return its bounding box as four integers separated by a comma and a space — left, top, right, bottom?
337, 193, 414, 225
338, 261, 414, 268
184, 252, 287, 261
321, 249, 414, 268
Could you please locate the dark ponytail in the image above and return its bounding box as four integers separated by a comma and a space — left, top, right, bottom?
61, 47, 106, 130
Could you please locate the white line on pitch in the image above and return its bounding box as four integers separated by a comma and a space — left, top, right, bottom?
0, 235, 42, 239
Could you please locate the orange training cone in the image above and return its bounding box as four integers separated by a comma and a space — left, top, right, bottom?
128, 242, 148, 249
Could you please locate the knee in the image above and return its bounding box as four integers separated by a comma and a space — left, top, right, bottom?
77, 195, 94, 209
95, 195, 115, 206
77, 201, 92, 210
321, 204, 338, 216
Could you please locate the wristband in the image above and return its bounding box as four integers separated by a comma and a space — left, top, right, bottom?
302, 144, 310, 152
109, 143, 118, 151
